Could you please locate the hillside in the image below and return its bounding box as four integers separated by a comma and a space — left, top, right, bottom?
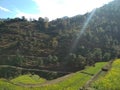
0, 0, 120, 89
0, 0, 120, 80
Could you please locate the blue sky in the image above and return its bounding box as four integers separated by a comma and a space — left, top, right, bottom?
0, 0, 113, 20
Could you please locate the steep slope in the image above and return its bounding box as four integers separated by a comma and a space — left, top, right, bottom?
0, 0, 120, 77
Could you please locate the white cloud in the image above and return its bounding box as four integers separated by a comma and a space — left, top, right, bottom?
0, 6, 11, 12
15, 9, 40, 20
32, 0, 113, 20
15, 0, 113, 20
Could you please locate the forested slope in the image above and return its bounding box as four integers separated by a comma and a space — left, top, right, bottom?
0, 0, 120, 77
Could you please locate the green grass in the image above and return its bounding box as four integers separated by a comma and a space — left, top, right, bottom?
0, 62, 107, 90
83, 62, 106, 74
11, 74, 46, 84
92, 59, 120, 90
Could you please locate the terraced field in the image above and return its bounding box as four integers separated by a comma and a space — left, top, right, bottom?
11, 74, 46, 84
0, 62, 107, 90
91, 59, 120, 90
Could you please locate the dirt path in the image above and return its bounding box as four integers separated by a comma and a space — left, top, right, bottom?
81, 60, 114, 90
0, 65, 71, 74
0, 55, 44, 59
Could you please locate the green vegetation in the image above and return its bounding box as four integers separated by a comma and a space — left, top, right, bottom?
11, 74, 46, 84
0, 80, 23, 90
0, 0, 120, 72
83, 62, 106, 74
92, 59, 120, 90
0, 0, 120, 89
0, 62, 107, 90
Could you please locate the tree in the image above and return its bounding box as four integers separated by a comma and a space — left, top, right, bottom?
21, 16, 27, 21
48, 55, 53, 64
66, 53, 76, 66
47, 55, 58, 64
86, 52, 95, 66
11, 49, 24, 66
93, 48, 102, 62
52, 55, 58, 64
52, 38, 58, 48
103, 52, 111, 61
75, 55, 86, 68
44, 17, 49, 29
13, 54, 24, 66
38, 59, 44, 66
38, 17, 45, 30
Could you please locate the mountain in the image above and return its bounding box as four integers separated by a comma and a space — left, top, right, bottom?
0, 0, 120, 77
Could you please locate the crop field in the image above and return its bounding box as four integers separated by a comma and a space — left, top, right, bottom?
11, 74, 46, 84
0, 62, 107, 90
92, 59, 120, 90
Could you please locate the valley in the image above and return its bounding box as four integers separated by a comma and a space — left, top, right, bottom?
0, 0, 120, 89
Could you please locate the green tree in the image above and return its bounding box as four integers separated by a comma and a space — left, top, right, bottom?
103, 52, 111, 61
66, 53, 76, 66
93, 48, 102, 62
52, 55, 58, 64
75, 55, 86, 68
86, 52, 95, 66
13, 50, 25, 66
48, 55, 53, 64
38, 59, 44, 66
